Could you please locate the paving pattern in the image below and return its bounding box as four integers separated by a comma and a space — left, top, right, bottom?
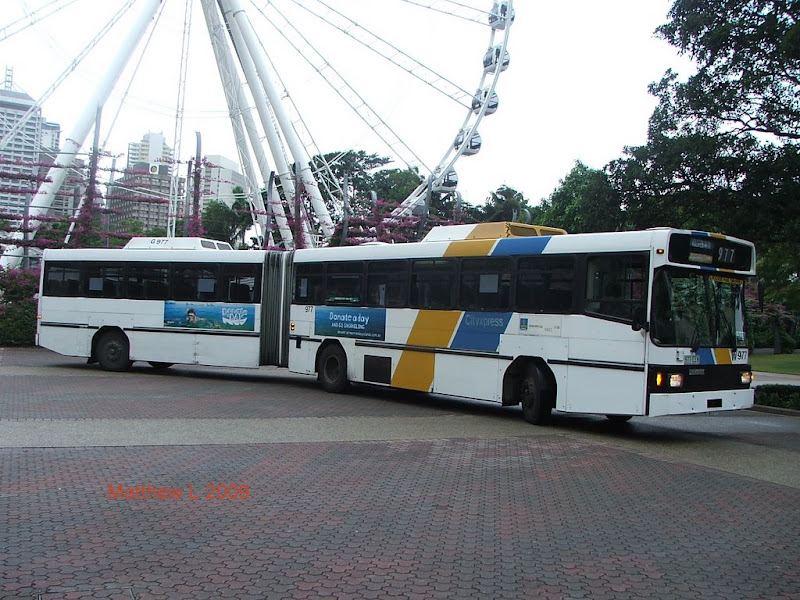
1, 348, 799, 599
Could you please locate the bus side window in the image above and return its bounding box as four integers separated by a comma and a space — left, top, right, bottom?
127, 264, 169, 300
221, 263, 260, 303
43, 262, 82, 297
459, 257, 511, 311
295, 263, 324, 304
367, 260, 408, 307
326, 262, 363, 305
411, 259, 455, 310
86, 264, 125, 298
516, 256, 575, 313
585, 254, 648, 322
173, 264, 218, 302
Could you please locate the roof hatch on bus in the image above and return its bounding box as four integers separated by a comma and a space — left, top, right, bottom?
422, 222, 567, 242
123, 237, 234, 250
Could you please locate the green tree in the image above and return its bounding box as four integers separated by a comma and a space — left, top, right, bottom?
656, 0, 800, 141
542, 161, 623, 233
312, 150, 393, 216
202, 197, 250, 247
369, 168, 423, 206
478, 185, 534, 223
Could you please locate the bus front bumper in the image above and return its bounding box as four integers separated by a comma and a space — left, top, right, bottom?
648, 388, 754, 417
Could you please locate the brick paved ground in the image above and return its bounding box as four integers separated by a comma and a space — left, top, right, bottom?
2, 439, 799, 599
1, 349, 799, 599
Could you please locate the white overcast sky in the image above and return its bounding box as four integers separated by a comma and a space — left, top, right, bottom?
2, 0, 692, 207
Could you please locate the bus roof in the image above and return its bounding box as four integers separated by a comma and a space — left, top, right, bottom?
123, 238, 234, 250
295, 225, 756, 275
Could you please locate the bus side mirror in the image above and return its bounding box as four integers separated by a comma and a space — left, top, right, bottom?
632, 307, 649, 332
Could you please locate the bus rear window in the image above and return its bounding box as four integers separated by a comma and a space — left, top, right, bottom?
43, 262, 82, 296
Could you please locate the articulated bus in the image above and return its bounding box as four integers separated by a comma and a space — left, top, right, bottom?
37, 223, 756, 424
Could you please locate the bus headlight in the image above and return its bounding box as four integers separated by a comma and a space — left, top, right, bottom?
669, 374, 684, 388
741, 371, 753, 385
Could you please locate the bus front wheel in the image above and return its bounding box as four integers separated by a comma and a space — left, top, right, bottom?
96, 331, 132, 372
520, 366, 551, 426
318, 345, 349, 393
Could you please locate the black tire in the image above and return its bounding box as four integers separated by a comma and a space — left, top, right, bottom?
520, 365, 552, 425
606, 414, 633, 423
318, 344, 349, 393
148, 362, 173, 370
96, 331, 132, 372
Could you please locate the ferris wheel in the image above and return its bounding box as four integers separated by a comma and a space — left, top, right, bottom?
0, 0, 515, 266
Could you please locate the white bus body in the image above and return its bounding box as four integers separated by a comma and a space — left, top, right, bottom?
38, 240, 291, 371
37, 226, 756, 424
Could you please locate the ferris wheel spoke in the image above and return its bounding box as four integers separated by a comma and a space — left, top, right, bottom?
0, 0, 139, 151
253, 1, 433, 175
287, 0, 475, 107
0, 0, 81, 43
396, 0, 489, 25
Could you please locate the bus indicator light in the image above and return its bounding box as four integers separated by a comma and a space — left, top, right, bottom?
656, 372, 664, 387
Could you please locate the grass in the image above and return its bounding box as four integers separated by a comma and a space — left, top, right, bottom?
750, 352, 800, 376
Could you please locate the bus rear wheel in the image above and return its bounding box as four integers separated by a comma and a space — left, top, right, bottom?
318, 345, 349, 393
97, 331, 132, 372
520, 366, 551, 426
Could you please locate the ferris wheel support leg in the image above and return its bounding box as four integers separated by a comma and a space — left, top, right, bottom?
0, 0, 163, 268
219, 0, 310, 248
224, 0, 335, 242
201, 0, 279, 247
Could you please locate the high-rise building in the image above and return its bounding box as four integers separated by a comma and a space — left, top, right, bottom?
202, 154, 247, 210
106, 165, 183, 234
105, 132, 182, 233
0, 68, 64, 217
127, 132, 173, 176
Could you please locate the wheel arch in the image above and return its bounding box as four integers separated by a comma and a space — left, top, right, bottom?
315, 339, 346, 375
90, 326, 128, 363
502, 356, 557, 407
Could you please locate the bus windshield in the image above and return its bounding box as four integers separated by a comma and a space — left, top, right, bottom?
650, 268, 747, 349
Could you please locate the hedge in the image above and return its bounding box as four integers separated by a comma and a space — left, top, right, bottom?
754, 385, 800, 411
0, 301, 37, 346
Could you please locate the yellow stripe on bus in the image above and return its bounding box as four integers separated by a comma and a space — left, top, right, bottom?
713, 348, 733, 365
443, 239, 496, 257
390, 310, 462, 392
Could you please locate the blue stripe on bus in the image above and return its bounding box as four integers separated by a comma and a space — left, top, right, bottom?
490, 236, 552, 257
696, 348, 716, 365
450, 312, 513, 353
